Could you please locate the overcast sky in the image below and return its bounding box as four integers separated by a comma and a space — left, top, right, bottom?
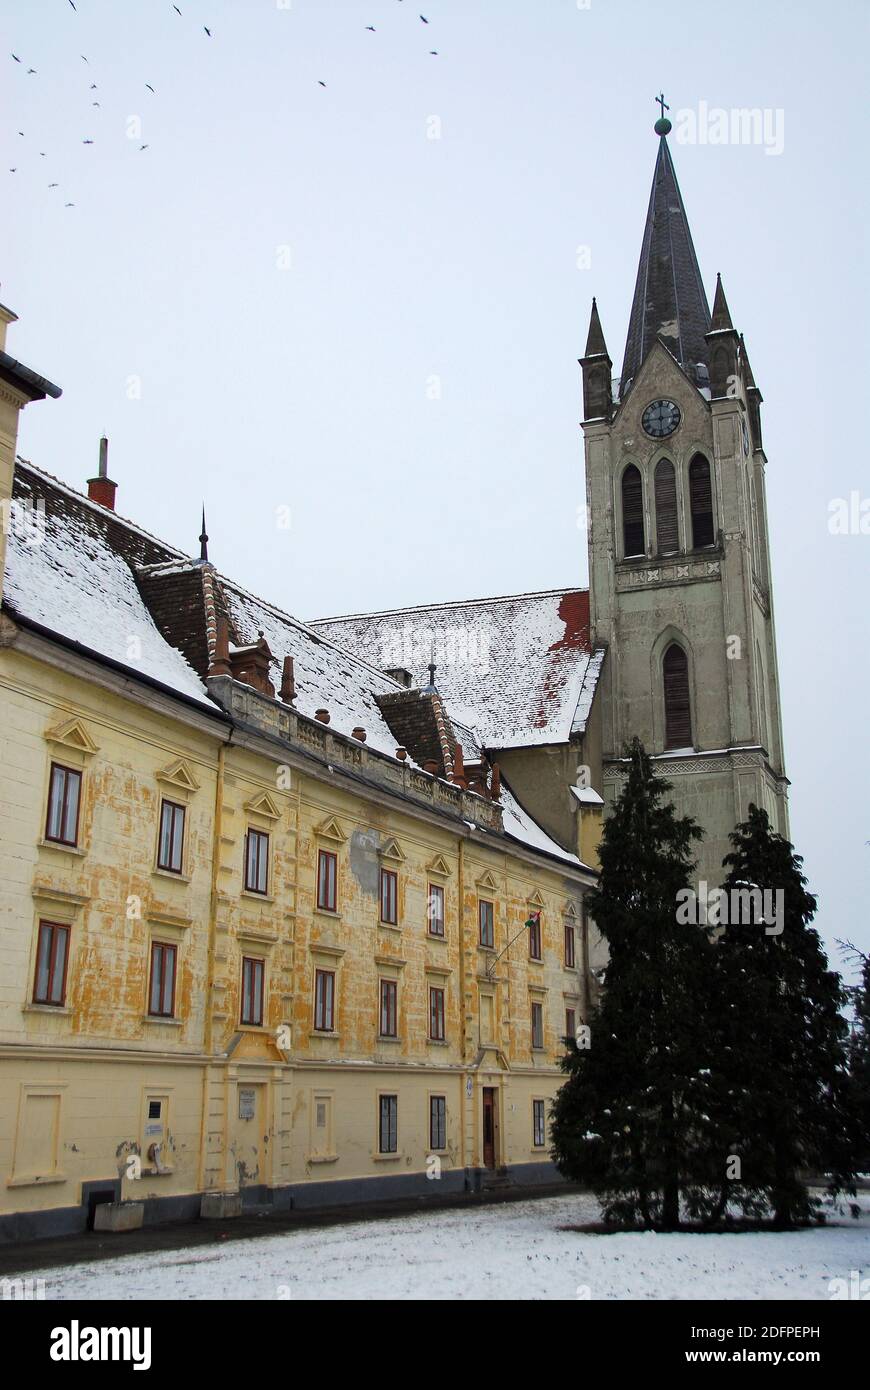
3, 0, 868, 969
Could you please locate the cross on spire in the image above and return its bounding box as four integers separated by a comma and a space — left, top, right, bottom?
656, 92, 669, 120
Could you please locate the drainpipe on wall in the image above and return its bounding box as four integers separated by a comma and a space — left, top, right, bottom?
457, 832, 468, 1174
198, 735, 229, 1193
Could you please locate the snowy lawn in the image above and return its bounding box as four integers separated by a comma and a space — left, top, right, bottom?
23, 1192, 870, 1301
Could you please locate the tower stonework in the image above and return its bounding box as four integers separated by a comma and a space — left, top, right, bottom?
582, 129, 789, 885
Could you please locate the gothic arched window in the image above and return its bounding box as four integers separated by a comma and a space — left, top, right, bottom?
663, 643, 692, 749
654, 459, 679, 554
621, 465, 645, 557
689, 455, 715, 549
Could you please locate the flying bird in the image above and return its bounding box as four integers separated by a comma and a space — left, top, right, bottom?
146, 83, 155, 92
68, 0, 77, 9
18, 131, 24, 136
48, 182, 58, 187
27, 68, 37, 75
139, 144, 149, 151
65, 202, 74, 207
203, 26, 212, 37
430, 50, 438, 55
81, 54, 88, 63
92, 101, 100, 107
318, 80, 326, 87
11, 54, 21, 63
9, 168, 16, 173
174, 5, 182, 14
420, 14, 429, 21
82, 138, 94, 144
366, 25, 375, 31
89, 82, 97, 89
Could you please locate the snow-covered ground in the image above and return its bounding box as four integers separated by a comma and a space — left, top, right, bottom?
17, 1192, 870, 1301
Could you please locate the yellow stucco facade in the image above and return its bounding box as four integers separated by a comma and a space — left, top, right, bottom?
0, 625, 599, 1238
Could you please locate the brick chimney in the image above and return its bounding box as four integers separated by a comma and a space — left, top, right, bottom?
87, 436, 117, 510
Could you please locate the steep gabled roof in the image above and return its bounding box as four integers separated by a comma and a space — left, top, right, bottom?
620, 135, 712, 396
4, 459, 594, 868
6, 462, 210, 706
311, 588, 602, 749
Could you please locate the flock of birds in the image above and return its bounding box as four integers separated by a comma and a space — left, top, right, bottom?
8, 2, 218, 205
9, 1, 442, 207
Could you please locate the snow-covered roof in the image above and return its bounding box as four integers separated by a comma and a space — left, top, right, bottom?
5, 464, 210, 707
311, 588, 604, 749
500, 781, 591, 869
4, 459, 592, 874
218, 581, 411, 760
570, 785, 604, 807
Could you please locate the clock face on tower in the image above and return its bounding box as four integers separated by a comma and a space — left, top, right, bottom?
642, 398, 682, 439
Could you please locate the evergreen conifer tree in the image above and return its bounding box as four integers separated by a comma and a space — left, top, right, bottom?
550, 738, 722, 1229
712, 805, 855, 1225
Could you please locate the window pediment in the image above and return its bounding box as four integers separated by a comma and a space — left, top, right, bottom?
156, 758, 200, 794
243, 790, 281, 821
426, 854, 452, 878
314, 816, 347, 844
44, 716, 98, 757
378, 836, 405, 864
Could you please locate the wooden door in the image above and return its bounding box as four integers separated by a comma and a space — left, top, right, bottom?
482, 1087, 498, 1169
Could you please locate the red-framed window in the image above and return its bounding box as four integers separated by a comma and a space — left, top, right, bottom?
528, 911, 542, 961
45, 763, 82, 847
379, 979, 398, 1038
429, 1095, 446, 1151
533, 1099, 546, 1148
565, 1007, 576, 1043
33, 920, 70, 1006
148, 941, 177, 1018
564, 921, 576, 969
531, 1001, 544, 1050
479, 899, 494, 949
241, 956, 265, 1026
314, 968, 335, 1032
427, 883, 445, 937
317, 849, 337, 912
157, 800, 185, 874
379, 867, 398, 925
429, 986, 445, 1042
244, 828, 269, 895
379, 1094, 398, 1154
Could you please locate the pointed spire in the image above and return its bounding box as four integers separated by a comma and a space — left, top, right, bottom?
580, 298, 613, 421
197, 506, 209, 565
709, 273, 734, 332
740, 333, 764, 449
584, 298, 608, 357
739, 333, 757, 389
620, 131, 712, 396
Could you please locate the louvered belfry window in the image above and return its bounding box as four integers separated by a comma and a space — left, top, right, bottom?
622, 465, 645, 556
689, 455, 715, 549
654, 459, 679, 554
663, 644, 692, 750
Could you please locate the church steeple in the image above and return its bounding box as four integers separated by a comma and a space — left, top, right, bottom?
620, 125, 711, 397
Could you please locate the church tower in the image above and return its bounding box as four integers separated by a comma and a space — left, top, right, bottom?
581, 110, 789, 885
